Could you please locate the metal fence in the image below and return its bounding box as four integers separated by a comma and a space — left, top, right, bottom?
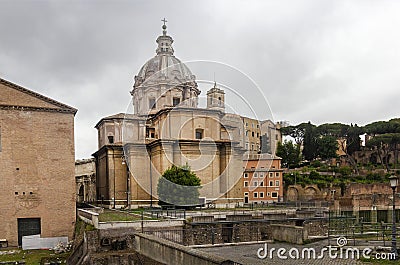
143, 208, 186, 219
240, 201, 332, 209
328, 212, 400, 247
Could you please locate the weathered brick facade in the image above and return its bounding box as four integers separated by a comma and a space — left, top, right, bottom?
0, 78, 77, 246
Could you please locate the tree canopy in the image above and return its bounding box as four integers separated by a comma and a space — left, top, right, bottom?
316, 136, 338, 160
157, 164, 201, 208
276, 140, 301, 168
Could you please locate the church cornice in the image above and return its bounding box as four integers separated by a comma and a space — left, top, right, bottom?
0, 104, 76, 114
92, 144, 124, 158
94, 113, 146, 129
148, 106, 224, 122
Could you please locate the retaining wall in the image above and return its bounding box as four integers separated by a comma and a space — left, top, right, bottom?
134, 233, 237, 265
270, 224, 308, 244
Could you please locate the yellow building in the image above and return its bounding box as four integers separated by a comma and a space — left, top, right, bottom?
94, 24, 245, 208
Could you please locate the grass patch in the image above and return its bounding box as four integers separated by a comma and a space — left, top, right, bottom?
0, 249, 70, 265
98, 209, 152, 222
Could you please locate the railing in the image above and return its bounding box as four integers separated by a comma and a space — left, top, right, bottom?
143, 208, 186, 219
328, 214, 400, 247
241, 201, 332, 209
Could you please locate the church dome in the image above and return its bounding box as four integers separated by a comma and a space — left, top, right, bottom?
131, 21, 200, 115
134, 24, 195, 88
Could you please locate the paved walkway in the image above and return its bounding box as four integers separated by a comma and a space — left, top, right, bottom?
197, 240, 370, 265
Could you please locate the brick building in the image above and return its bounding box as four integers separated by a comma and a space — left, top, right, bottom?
0, 78, 77, 246
243, 154, 284, 203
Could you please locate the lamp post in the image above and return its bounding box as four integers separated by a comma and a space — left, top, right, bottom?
389, 175, 398, 259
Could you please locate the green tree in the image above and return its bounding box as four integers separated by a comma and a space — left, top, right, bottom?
317, 122, 362, 174
302, 122, 318, 161
346, 124, 362, 155
365, 119, 400, 170
281, 123, 308, 145
276, 140, 301, 168
316, 135, 338, 159
157, 164, 201, 208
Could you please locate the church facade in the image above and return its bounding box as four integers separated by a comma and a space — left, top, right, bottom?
0, 78, 76, 246
93, 24, 281, 208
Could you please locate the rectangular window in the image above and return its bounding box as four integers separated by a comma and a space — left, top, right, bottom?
276, 172, 280, 177
195, 129, 203, 139
253, 192, 258, 198
267, 192, 271, 197
253, 173, 258, 178
271, 192, 278, 198
260, 192, 264, 198
108, 135, 114, 144
173, 97, 180, 106
260, 181, 264, 186
244, 192, 249, 196
149, 98, 156, 109
244, 181, 249, 187
276, 180, 280, 186
244, 173, 248, 178
269, 173, 273, 178
146, 128, 155, 138
259, 173, 264, 178
269, 181, 273, 187
275, 134, 278, 140
253, 181, 258, 187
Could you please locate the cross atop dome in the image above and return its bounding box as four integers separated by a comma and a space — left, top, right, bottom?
156, 18, 174, 55
161, 18, 168, 35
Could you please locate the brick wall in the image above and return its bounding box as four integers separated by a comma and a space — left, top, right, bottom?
0, 84, 76, 246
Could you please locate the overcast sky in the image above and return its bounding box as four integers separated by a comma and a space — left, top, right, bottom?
1, 0, 400, 159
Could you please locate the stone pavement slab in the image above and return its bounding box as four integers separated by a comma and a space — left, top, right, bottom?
197, 239, 370, 265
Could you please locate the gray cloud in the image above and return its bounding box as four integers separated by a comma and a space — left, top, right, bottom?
1, 0, 399, 158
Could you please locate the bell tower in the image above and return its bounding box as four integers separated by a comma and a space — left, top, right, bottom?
207, 82, 225, 112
